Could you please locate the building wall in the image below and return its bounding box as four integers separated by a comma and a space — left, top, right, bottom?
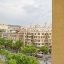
0, 24, 8, 29
0, 24, 9, 32
1, 23, 52, 49
7, 33, 24, 42
0, 32, 8, 39
24, 31, 52, 49
20, 23, 52, 48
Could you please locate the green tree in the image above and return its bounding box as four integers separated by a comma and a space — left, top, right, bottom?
21, 46, 37, 56
0, 50, 40, 64
5, 39, 13, 48
0, 44, 2, 49
11, 53, 40, 64
7, 59, 17, 64
14, 40, 23, 53
40, 46, 49, 54
0, 38, 5, 45
0, 49, 10, 57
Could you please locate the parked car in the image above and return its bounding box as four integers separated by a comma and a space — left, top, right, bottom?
35, 54, 43, 58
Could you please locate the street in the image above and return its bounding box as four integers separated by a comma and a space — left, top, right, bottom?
37, 54, 51, 64
0, 54, 51, 64
38, 59, 51, 64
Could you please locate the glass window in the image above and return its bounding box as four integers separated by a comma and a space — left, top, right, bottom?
42, 33, 44, 35
38, 43, 40, 45
42, 43, 44, 45
38, 36, 40, 38
49, 33, 51, 35
38, 40, 40, 42
38, 33, 40, 35
49, 43, 51, 45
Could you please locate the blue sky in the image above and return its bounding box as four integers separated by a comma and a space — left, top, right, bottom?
0, 0, 52, 27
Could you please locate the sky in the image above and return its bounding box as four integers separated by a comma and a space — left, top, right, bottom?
0, 0, 52, 27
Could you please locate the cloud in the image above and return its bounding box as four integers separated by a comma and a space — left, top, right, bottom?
0, 0, 52, 27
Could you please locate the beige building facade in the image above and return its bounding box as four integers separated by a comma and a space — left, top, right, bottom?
20, 23, 52, 49
4, 23, 52, 49
0, 24, 9, 32
0, 32, 8, 39
7, 33, 23, 42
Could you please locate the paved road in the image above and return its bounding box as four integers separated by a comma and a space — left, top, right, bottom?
39, 60, 51, 64
37, 54, 51, 64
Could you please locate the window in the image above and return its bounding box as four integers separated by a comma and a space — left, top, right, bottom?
48, 36, 50, 38
38, 33, 40, 35
43, 36, 45, 38
34, 36, 37, 38
35, 33, 36, 35
41, 36, 42, 38
46, 33, 48, 35
38, 36, 40, 38
45, 43, 48, 45
49, 43, 51, 45
49, 46, 52, 48
42, 43, 44, 45
31, 40, 33, 42
36, 43, 37, 45
45, 33, 46, 35
38, 43, 40, 45
42, 33, 44, 35
49, 33, 51, 35
31, 36, 33, 38
36, 36, 37, 38
38, 40, 40, 42
44, 40, 48, 42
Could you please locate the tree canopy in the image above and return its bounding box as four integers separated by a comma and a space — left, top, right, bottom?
7, 59, 17, 64
40, 46, 49, 54
21, 46, 37, 55
13, 40, 23, 49
0, 38, 5, 45
10, 53, 39, 64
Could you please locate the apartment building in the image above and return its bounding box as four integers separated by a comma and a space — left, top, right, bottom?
20, 23, 52, 49
4, 23, 52, 49
7, 33, 23, 42
0, 24, 10, 32
0, 32, 8, 39
0, 24, 25, 33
